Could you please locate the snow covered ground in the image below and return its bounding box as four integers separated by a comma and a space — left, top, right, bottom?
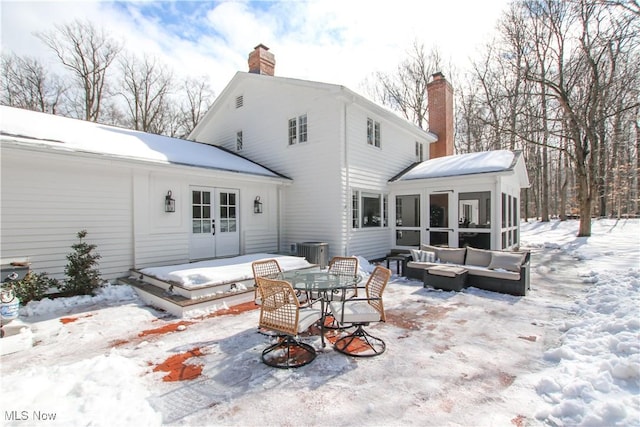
1, 219, 638, 427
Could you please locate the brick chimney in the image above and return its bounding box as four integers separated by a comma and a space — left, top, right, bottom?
248, 44, 275, 76
427, 72, 454, 159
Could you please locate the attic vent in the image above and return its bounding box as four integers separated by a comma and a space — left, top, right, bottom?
235, 95, 244, 108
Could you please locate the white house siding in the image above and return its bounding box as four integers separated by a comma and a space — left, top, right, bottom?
344, 103, 431, 260
131, 167, 285, 269
1, 140, 286, 280
1, 147, 133, 280
191, 74, 348, 259
191, 73, 438, 261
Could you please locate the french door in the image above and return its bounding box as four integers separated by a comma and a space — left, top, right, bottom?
189, 187, 240, 260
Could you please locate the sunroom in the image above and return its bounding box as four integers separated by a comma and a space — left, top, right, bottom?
388, 150, 530, 251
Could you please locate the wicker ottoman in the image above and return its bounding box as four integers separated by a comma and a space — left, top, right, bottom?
424, 265, 468, 292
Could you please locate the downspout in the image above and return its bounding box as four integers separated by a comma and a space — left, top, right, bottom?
344, 101, 350, 256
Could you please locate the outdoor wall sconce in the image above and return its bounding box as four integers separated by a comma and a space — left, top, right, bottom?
254, 196, 263, 214
165, 190, 175, 213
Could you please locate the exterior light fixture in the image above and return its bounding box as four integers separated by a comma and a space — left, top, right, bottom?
254, 196, 263, 214
165, 190, 175, 213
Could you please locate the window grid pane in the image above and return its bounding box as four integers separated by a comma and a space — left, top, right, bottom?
352, 191, 359, 228
383, 195, 388, 227
299, 114, 307, 143
362, 193, 381, 228
236, 131, 243, 151
288, 118, 297, 145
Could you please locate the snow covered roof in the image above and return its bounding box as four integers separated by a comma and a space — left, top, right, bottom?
391, 150, 528, 187
0, 106, 287, 179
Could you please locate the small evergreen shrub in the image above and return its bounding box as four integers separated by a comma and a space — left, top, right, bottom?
60, 230, 103, 296
2, 272, 58, 305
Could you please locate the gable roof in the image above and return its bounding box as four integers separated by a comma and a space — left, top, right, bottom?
189, 71, 437, 143
390, 150, 530, 188
0, 106, 289, 180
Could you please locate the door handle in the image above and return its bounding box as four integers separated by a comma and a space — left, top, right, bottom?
212, 220, 215, 235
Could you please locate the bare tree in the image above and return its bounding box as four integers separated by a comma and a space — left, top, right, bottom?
517, 0, 638, 235
172, 77, 215, 139
37, 19, 122, 122
120, 54, 173, 134
369, 41, 442, 130
0, 52, 65, 113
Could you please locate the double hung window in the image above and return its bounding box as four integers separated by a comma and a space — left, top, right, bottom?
288, 114, 308, 145
367, 118, 381, 147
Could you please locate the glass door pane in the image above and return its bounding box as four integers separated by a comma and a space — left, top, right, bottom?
395, 194, 420, 246
192, 190, 212, 234
429, 193, 451, 246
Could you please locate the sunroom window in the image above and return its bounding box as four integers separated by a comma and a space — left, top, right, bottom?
352, 190, 387, 228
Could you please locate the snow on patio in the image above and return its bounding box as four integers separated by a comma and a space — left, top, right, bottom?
1, 219, 639, 427
139, 253, 313, 288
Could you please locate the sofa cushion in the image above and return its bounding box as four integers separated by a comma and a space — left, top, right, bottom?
427, 265, 468, 278
410, 249, 437, 263
407, 261, 439, 270
435, 247, 466, 265
467, 266, 521, 281
488, 251, 524, 272
465, 247, 492, 267
420, 244, 439, 253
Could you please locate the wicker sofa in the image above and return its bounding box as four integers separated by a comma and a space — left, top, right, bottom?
404, 245, 531, 296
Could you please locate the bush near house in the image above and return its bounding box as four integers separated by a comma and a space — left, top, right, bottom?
1, 272, 58, 305
59, 230, 103, 296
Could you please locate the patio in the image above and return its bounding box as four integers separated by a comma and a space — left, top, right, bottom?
3, 219, 639, 427
21, 246, 576, 425
123, 251, 563, 425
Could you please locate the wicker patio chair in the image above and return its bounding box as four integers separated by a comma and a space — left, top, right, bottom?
251, 259, 283, 303
327, 256, 359, 299
257, 276, 323, 368
329, 265, 391, 357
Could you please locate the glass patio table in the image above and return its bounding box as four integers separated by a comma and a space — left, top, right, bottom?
279, 269, 362, 347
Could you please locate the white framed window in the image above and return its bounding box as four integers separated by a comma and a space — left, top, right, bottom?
288, 118, 297, 145
299, 114, 307, 143
288, 114, 308, 145
352, 190, 360, 228
236, 130, 243, 151
501, 192, 519, 248
352, 189, 388, 228
367, 117, 381, 147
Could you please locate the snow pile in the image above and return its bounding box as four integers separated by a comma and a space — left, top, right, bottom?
534, 269, 640, 425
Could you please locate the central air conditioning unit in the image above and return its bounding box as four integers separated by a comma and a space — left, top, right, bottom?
296, 242, 329, 268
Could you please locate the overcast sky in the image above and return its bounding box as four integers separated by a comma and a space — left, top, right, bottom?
1, 0, 510, 97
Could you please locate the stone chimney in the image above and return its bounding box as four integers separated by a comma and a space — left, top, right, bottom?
427, 72, 454, 159
248, 44, 275, 76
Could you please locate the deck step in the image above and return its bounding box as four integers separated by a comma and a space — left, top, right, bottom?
119, 277, 255, 318
120, 264, 321, 318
